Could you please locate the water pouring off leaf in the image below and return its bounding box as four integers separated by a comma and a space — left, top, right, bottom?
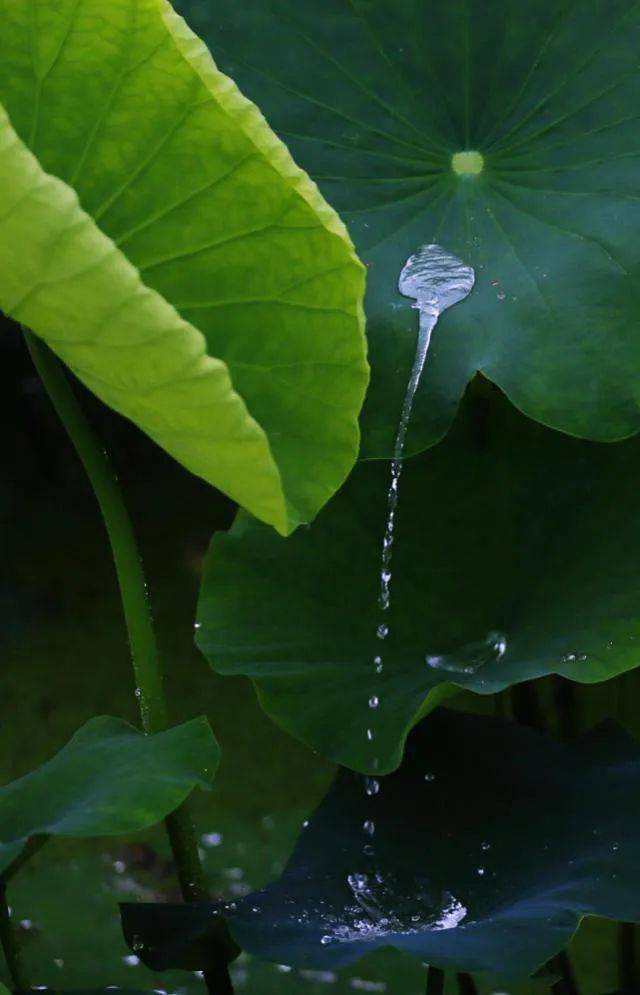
378, 245, 475, 614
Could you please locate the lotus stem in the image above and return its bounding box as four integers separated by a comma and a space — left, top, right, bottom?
426, 966, 445, 995
24, 331, 230, 994
0, 883, 29, 992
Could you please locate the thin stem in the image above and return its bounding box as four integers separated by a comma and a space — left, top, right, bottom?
426, 966, 445, 995
24, 332, 229, 993
1, 835, 49, 884
619, 921, 639, 993
0, 884, 29, 992
549, 950, 580, 995
553, 678, 579, 741
456, 972, 478, 995
510, 680, 545, 731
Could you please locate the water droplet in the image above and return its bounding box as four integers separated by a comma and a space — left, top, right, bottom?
320, 935, 333, 946
477, 867, 485, 876
363, 844, 375, 857
366, 728, 374, 741
481, 841, 491, 851
377, 624, 389, 640
347, 873, 368, 893
368, 695, 379, 709
365, 777, 380, 796
424, 773, 435, 782
496, 291, 506, 301
201, 832, 223, 848
373, 655, 383, 673
363, 820, 375, 836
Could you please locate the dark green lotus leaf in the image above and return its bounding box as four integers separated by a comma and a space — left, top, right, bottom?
197, 385, 640, 773
0, 716, 219, 873
121, 709, 640, 980
176, 0, 640, 456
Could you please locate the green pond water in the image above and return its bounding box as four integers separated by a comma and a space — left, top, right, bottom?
0, 329, 634, 995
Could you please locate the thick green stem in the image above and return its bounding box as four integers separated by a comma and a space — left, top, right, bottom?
0, 884, 29, 992
24, 332, 223, 988
25, 331, 166, 735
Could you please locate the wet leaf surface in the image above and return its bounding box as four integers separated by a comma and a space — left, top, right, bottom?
198, 386, 640, 772
177, 0, 640, 456
222, 709, 640, 979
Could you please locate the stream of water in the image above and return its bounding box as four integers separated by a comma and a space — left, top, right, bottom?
347, 244, 476, 935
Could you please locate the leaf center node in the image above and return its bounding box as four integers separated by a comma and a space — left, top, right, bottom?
451, 150, 484, 176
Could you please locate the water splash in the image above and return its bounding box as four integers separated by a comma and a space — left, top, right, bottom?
315, 871, 469, 944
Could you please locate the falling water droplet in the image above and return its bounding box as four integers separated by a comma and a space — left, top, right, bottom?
363, 820, 375, 837
373, 656, 383, 673
376, 624, 389, 640
347, 873, 368, 893
365, 777, 380, 796
368, 695, 379, 709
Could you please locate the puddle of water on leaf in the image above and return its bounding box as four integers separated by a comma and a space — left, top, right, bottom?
425, 630, 507, 675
